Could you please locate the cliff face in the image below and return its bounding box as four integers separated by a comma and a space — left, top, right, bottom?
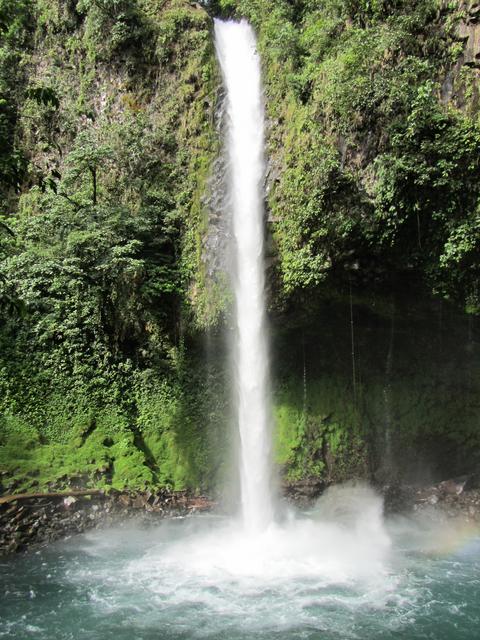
248, 0, 480, 315
455, 1, 480, 73
211, 0, 480, 486
0, 0, 228, 495
1, 0, 480, 495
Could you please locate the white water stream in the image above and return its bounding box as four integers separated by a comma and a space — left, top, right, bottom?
214, 19, 273, 531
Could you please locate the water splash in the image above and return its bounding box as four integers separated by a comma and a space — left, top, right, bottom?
4, 489, 480, 640
135, 484, 392, 585
214, 19, 273, 531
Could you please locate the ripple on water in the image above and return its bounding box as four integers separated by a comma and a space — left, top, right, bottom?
1, 486, 480, 640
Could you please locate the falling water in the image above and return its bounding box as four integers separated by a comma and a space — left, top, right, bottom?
214, 19, 274, 531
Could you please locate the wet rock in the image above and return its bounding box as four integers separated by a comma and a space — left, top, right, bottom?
391, 473, 480, 523
438, 476, 468, 496
132, 495, 147, 509
283, 477, 327, 506
0, 488, 216, 556
382, 483, 415, 514
117, 494, 131, 508
456, 2, 480, 68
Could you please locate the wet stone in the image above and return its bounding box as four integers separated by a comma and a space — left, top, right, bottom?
0, 490, 215, 555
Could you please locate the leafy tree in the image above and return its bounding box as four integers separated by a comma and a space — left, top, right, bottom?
61, 129, 113, 206
77, 0, 152, 64
374, 83, 480, 305
0, 0, 31, 196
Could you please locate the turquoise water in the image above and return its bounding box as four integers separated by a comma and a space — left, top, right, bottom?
1, 500, 479, 640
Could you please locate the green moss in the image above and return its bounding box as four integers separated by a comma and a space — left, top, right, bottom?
272, 375, 365, 482
0, 408, 155, 492
274, 401, 304, 467
110, 433, 153, 490
135, 365, 230, 491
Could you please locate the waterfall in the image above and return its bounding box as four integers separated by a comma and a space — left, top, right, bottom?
214, 19, 274, 532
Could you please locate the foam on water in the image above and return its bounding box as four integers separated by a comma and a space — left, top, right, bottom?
50, 485, 388, 640
2, 485, 480, 639
129, 484, 391, 586
78, 484, 398, 632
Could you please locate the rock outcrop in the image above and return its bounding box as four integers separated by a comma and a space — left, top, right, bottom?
0, 490, 215, 556
457, 1, 480, 69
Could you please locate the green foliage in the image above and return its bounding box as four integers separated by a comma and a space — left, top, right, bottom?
227, 0, 480, 312
273, 376, 365, 481
26, 85, 60, 109
0, 410, 154, 492
0, 0, 31, 45
135, 357, 230, 491
374, 84, 480, 307
0, 0, 31, 196
2, 0, 480, 495
0, 0, 221, 493
77, 0, 153, 64
0, 218, 21, 315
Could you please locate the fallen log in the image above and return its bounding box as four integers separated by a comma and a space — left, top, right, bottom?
0, 489, 103, 505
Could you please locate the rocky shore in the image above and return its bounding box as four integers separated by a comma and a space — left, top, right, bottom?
383, 476, 480, 522
2, 475, 480, 556
283, 474, 480, 521
0, 489, 215, 556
